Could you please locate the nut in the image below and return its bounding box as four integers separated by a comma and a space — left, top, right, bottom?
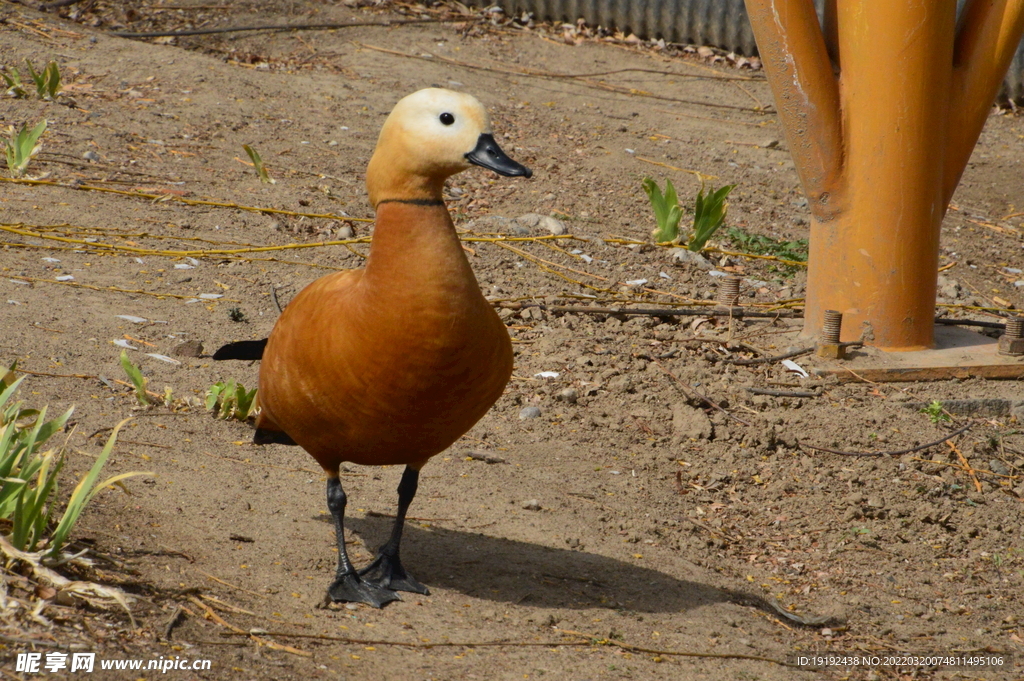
816, 342, 846, 360
998, 336, 1024, 356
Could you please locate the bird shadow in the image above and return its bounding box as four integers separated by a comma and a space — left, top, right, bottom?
344, 514, 727, 615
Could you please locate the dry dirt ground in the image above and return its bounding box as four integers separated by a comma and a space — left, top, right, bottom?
2, 1, 1024, 679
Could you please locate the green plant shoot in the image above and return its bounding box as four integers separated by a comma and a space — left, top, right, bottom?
920, 400, 951, 424
2, 66, 29, 99
1, 369, 149, 557
642, 177, 683, 243
4, 120, 47, 178
243, 144, 275, 184
119, 350, 150, 406
688, 183, 736, 252
25, 60, 61, 100
206, 380, 258, 421
47, 418, 149, 557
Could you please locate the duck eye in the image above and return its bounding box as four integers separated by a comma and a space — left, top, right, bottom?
439, 112, 455, 126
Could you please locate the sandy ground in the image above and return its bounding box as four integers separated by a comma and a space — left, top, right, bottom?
1, 1, 1023, 679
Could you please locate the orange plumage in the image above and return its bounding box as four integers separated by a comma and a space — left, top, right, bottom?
215, 88, 530, 607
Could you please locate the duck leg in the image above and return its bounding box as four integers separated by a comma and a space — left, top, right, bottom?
325, 476, 400, 608
358, 466, 430, 595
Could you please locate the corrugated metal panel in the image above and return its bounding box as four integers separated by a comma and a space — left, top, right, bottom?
493, 0, 1024, 102
1008, 45, 1024, 102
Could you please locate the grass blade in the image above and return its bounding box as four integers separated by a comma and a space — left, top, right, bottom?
119, 350, 150, 406
5, 119, 47, 178
243, 144, 275, 184
47, 418, 150, 557
688, 183, 736, 252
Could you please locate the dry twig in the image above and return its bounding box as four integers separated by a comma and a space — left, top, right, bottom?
801, 424, 972, 458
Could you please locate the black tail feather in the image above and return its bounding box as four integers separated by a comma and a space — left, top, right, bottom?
213, 339, 268, 361
254, 428, 298, 446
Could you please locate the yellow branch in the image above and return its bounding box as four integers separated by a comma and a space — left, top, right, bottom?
0, 177, 374, 222
7, 276, 240, 301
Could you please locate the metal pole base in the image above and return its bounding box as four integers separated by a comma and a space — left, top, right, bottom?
809, 326, 1024, 383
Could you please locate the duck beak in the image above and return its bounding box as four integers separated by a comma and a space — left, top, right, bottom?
465, 134, 532, 178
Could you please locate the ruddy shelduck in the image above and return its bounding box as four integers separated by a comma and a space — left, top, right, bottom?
215, 89, 531, 607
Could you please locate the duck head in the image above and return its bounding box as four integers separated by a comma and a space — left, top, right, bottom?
366, 88, 532, 208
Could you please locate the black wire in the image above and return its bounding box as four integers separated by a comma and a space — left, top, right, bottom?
109, 18, 448, 39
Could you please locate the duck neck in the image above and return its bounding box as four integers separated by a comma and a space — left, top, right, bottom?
362, 200, 478, 300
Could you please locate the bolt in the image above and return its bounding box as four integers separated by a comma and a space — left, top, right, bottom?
817, 309, 846, 359
717, 276, 741, 308
821, 309, 843, 343
999, 315, 1024, 356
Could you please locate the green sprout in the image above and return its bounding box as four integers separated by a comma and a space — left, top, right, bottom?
0, 370, 147, 557
242, 144, 275, 184
206, 380, 258, 421
47, 418, 147, 557
642, 177, 683, 244
920, 400, 951, 424
119, 350, 151, 407
4, 120, 47, 178
2, 66, 29, 99
25, 60, 61, 101
689, 183, 736, 252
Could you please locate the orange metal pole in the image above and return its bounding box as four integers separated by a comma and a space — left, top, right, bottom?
821, 1, 955, 350
744, 0, 1024, 350
743, 0, 843, 210
946, 0, 1024, 204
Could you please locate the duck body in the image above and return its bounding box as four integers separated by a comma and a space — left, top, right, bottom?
256, 200, 513, 470
215, 88, 531, 607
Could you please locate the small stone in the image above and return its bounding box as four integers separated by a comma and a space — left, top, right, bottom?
521, 499, 541, 511
466, 451, 506, 464
761, 139, 779, 149
670, 248, 713, 270
55, 590, 78, 606
172, 340, 204, 357
989, 459, 1009, 476
541, 215, 567, 236
519, 406, 541, 420
557, 387, 579, 404
867, 497, 885, 509
512, 213, 567, 236
512, 213, 542, 230
336, 224, 355, 240
606, 375, 633, 392
345, 603, 359, 610
83, 150, 100, 162
520, 306, 545, 321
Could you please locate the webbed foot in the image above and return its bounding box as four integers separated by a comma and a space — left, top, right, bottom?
359, 553, 430, 595
326, 572, 401, 608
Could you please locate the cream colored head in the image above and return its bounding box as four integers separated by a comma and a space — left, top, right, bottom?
366, 88, 530, 207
